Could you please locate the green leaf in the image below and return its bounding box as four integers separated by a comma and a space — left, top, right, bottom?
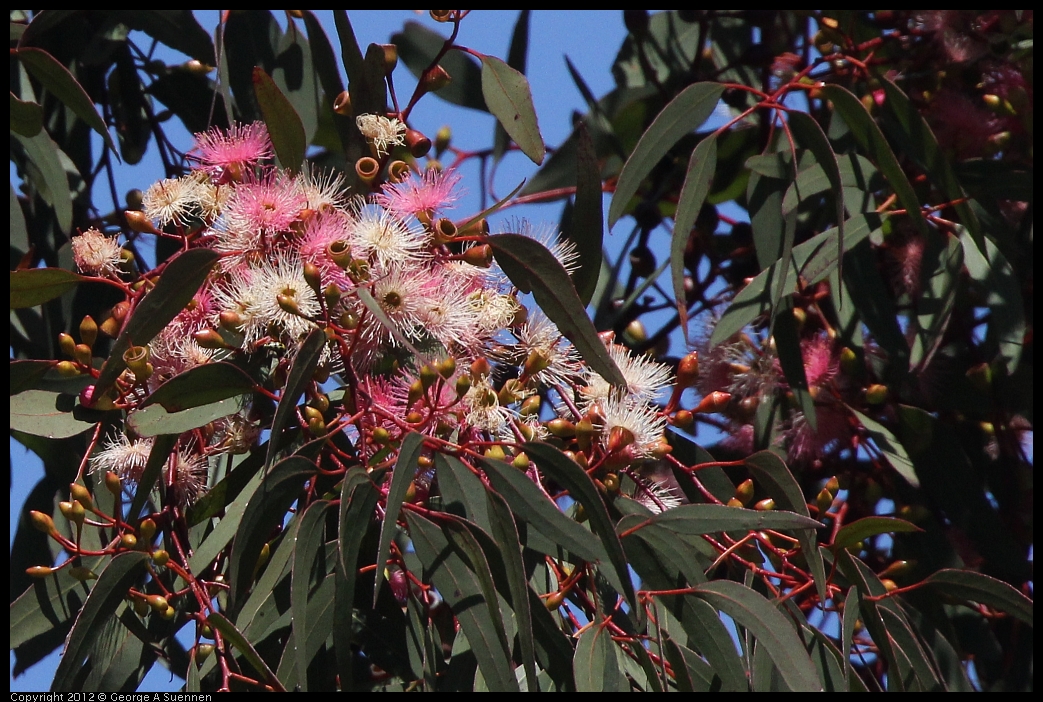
820, 84, 929, 237
10, 92, 43, 137
672, 135, 717, 342
647, 502, 822, 535
227, 455, 316, 614
207, 612, 285, 692
10, 556, 104, 651
492, 10, 531, 165
574, 625, 627, 692
478, 456, 605, 565
253, 66, 307, 173
126, 396, 246, 437
959, 229, 1025, 374
10, 268, 83, 309
485, 233, 625, 387
94, 248, 219, 397
562, 122, 604, 305
374, 431, 424, 605
10, 360, 53, 395
479, 54, 544, 165
663, 635, 717, 692
16, 47, 118, 157
773, 297, 817, 432
523, 442, 639, 624
609, 82, 724, 228
832, 516, 922, 552
922, 569, 1033, 626
709, 213, 882, 346
665, 595, 748, 691
120, 10, 215, 64
405, 511, 520, 692
436, 452, 493, 532
392, 21, 487, 112
12, 130, 73, 233
851, 409, 919, 487
744, 451, 828, 604
910, 233, 962, 373
334, 471, 378, 690
264, 327, 325, 469
694, 580, 822, 692
127, 434, 177, 525
51, 552, 150, 692
10, 390, 93, 439
140, 362, 256, 412
291, 499, 333, 691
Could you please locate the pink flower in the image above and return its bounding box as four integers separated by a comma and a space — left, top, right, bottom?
374, 168, 461, 220
785, 403, 852, 464
927, 90, 1002, 160
215, 172, 307, 260
192, 122, 273, 180
801, 335, 839, 390
297, 209, 355, 290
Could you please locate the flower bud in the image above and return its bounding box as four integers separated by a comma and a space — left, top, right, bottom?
670, 410, 694, 430
603, 473, 620, 493
30, 511, 57, 536
74, 343, 93, 367
125, 210, 160, 234
816, 488, 834, 515
865, 384, 889, 405
59, 333, 77, 358
27, 566, 55, 578
147, 594, 169, 612
161, 605, 177, 620
470, 357, 491, 381
106, 471, 122, 495
69, 566, 97, 581
193, 329, 231, 350
152, 549, 170, 567
196, 643, 215, 661
121, 533, 138, 550
734, 479, 755, 506
79, 316, 98, 348
56, 361, 80, 377
693, 391, 731, 414
676, 352, 700, 388
545, 591, 566, 610
455, 374, 471, 398
547, 418, 575, 438
484, 445, 506, 461
726, 497, 744, 508
422, 65, 452, 93
754, 498, 775, 511
520, 394, 541, 417
434, 125, 452, 156
512, 452, 530, 470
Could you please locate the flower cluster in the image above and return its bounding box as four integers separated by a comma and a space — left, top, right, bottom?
84, 120, 679, 512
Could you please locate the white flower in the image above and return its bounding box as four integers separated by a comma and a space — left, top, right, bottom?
295, 165, 352, 212
215, 257, 321, 348
463, 376, 512, 434
169, 445, 209, 505
500, 218, 580, 275
582, 344, 673, 408
598, 393, 667, 459
71, 228, 123, 278
348, 206, 428, 270
142, 174, 204, 226
356, 114, 407, 156
90, 433, 155, 484
495, 311, 581, 388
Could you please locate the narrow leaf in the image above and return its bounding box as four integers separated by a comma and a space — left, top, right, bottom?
959, 229, 1025, 373
573, 625, 625, 692
140, 361, 256, 412
649, 502, 822, 534
562, 121, 604, 305
126, 396, 245, 437
228, 455, 316, 613
374, 431, 425, 605
851, 409, 919, 487
832, 516, 922, 552
609, 82, 724, 228
16, 47, 118, 156
694, 580, 823, 691
485, 233, 625, 386
127, 434, 177, 524
94, 248, 219, 397
12, 130, 73, 232
51, 552, 149, 692
10, 268, 82, 310
207, 612, 285, 691
334, 472, 378, 690
492, 10, 531, 165
524, 442, 639, 624
252, 66, 307, 173
292, 499, 333, 690
264, 327, 325, 469
672, 135, 717, 343
480, 54, 544, 165
922, 569, 1034, 626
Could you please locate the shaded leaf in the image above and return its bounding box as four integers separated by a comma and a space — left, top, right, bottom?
609, 82, 724, 228
910, 233, 962, 373
922, 569, 1033, 626
253, 66, 307, 173
574, 625, 627, 692
479, 54, 544, 165
774, 297, 817, 432
832, 516, 922, 552
478, 456, 605, 564
694, 580, 822, 691
523, 442, 639, 624
16, 47, 118, 156
13, 129, 73, 232
291, 499, 333, 690
10, 92, 43, 137
374, 431, 424, 605
851, 409, 919, 488
120, 11, 215, 64
51, 552, 149, 692
647, 502, 822, 535
228, 455, 316, 613
10, 268, 83, 309
485, 233, 625, 387
744, 450, 828, 604
140, 361, 256, 412
264, 327, 326, 469
709, 213, 882, 346
959, 229, 1025, 374
492, 10, 531, 165
10, 360, 53, 395
10, 390, 93, 439
207, 611, 285, 691
562, 122, 604, 305
405, 511, 519, 692
126, 396, 246, 438
672, 135, 717, 342
95, 249, 219, 397
127, 434, 177, 525
668, 595, 748, 691
334, 471, 378, 690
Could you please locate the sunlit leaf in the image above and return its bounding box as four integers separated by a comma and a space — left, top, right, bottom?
264, 327, 326, 469
492, 10, 531, 165
291, 499, 333, 690
923, 569, 1033, 626
126, 396, 245, 437
672, 135, 717, 342
959, 228, 1025, 373
140, 362, 256, 412
851, 409, 919, 488
10, 390, 93, 439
